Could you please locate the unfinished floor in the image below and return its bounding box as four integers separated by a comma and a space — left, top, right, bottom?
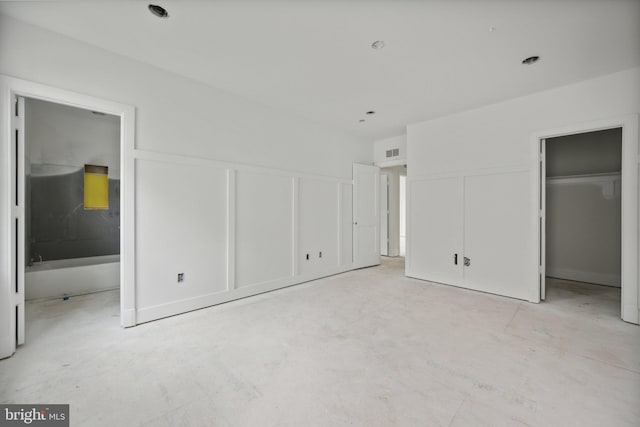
1, 258, 638, 426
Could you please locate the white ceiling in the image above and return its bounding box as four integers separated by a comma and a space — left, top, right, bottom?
1, 1, 639, 140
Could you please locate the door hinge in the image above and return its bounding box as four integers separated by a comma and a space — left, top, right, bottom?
15, 98, 19, 117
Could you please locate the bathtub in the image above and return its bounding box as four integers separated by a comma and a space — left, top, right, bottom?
25, 254, 120, 300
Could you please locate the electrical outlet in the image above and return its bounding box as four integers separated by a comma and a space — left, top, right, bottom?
177, 273, 184, 283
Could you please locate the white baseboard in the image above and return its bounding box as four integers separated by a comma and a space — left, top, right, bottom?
405, 269, 531, 302
546, 267, 621, 287
135, 266, 352, 324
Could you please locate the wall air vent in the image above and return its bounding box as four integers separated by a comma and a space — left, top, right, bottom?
386, 148, 400, 158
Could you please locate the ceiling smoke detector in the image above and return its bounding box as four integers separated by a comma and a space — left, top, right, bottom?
522, 56, 540, 65
148, 4, 169, 18
371, 40, 385, 50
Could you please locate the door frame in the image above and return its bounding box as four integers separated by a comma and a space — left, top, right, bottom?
0, 76, 136, 359
530, 114, 639, 324
380, 174, 389, 256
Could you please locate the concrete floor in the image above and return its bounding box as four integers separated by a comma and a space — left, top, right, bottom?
1, 258, 639, 426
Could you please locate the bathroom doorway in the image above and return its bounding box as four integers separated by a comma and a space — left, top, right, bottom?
1, 76, 136, 359
24, 98, 121, 300
21, 97, 122, 349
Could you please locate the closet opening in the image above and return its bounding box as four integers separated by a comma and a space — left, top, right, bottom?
541, 128, 622, 318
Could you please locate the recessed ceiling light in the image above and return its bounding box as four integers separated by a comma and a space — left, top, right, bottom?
488, 26, 496, 33
366, 111, 375, 115
371, 40, 385, 50
522, 56, 540, 65
148, 4, 169, 18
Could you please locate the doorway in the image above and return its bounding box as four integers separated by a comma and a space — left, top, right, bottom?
1, 76, 136, 359
543, 128, 622, 317
379, 165, 406, 258
535, 115, 639, 324
24, 97, 121, 299
399, 174, 406, 257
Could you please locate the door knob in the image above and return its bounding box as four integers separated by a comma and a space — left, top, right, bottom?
464, 257, 471, 267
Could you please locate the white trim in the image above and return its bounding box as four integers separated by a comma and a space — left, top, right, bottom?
405, 178, 412, 274
539, 139, 546, 302
292, 176, 300, 277
336, 181, 343, 267
0, 75, 136, 359
375, 158, 407, 168
134, 149, 352, 184
136, 266, 352, 324
409, 164, 529, 182
531, 114, 639, 324
546, 268, 621, 288
226, 169, 236, 291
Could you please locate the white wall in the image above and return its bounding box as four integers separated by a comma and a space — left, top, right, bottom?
0, 15, 371, 327
407, 67, 639, 309
374, 134, 406, 167
0, 16, 370, 178
546, 174, 621, 287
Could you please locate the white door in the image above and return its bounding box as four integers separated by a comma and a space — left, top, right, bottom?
380, 174, 389, 256
406, 177, 462, 284
4, 96, 26, 359
353, 163, 380, 268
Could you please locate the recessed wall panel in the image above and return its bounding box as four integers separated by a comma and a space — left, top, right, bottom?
236, 171, 293, 287
341, 183, 353, 267
135, 159, 228, 309
463, 171, 532, 299
298, 178, 338, 275
408, 177, 461, 284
